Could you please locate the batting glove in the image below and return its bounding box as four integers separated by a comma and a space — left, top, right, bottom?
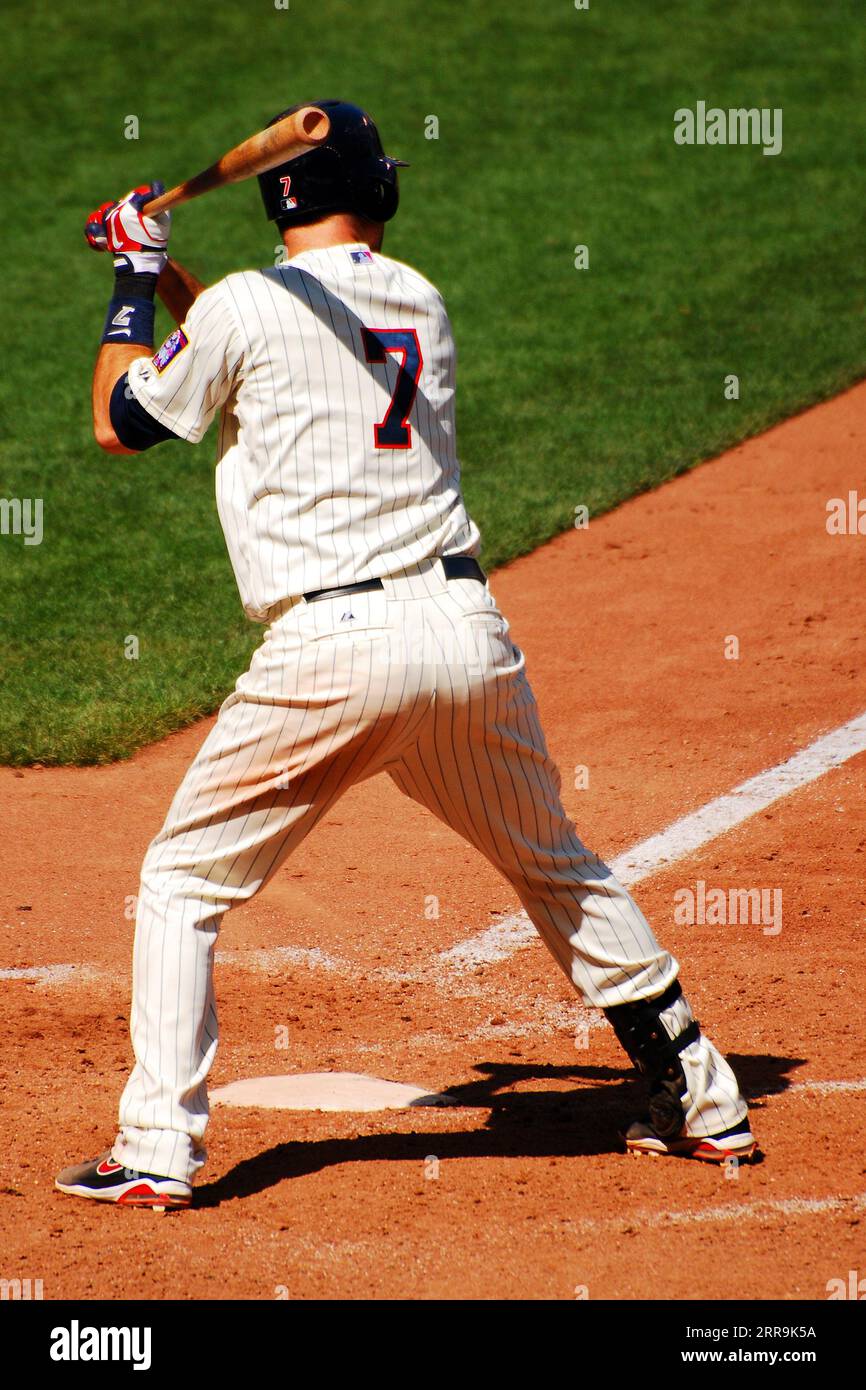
84, 182, 171, 275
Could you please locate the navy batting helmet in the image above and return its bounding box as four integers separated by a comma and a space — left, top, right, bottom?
258, 99, 408, 228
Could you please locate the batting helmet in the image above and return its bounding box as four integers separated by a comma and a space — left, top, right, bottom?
258, 99, 408, 228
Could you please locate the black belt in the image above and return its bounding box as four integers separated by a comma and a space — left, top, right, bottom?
303, 556, 485, 604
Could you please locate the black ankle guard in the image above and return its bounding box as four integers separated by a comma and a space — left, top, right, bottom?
604, 980, 701, 1139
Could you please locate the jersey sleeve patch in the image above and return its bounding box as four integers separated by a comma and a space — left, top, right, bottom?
152, 327, 190, 373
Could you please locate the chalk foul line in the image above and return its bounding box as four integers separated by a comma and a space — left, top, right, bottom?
7, 712, 866, 1014
570, 1191, 866, 1234
438, 709, 866, 971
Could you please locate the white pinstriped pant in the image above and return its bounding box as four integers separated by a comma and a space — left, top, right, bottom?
115, 563, 746, 1182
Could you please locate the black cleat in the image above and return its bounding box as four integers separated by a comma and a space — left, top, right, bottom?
55, 1151, 192, 1208
622, 1115, 759, 1163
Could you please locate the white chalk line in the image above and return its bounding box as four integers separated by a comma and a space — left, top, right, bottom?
565, 1191, 866, 1236
1, 957, 863, 1098
438, 915, 539, 970
612, 709, 866, 883
0, 947, 596, 1043
3, 952, 862, 1091
791, 1078, 866, 1095
438, 708, 866, 971
242, 1194, 866, 1264
6, 709, 865, 1048
214, 945, 345, 974
212, 944, 598, 1042
208, 708, 866, 1042
0, 945, 589, 1039
0, 964, 98, 985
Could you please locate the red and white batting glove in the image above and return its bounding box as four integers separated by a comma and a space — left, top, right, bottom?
84, 182, 171, 275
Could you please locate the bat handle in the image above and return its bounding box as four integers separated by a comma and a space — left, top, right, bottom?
143, 181, 212, 216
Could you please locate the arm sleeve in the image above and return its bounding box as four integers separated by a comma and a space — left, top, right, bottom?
125, 282, 244, 444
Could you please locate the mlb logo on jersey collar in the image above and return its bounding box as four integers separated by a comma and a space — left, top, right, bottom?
349, 247, 374, 264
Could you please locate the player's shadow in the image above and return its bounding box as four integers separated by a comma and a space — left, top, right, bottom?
194, 1051, 802, 1208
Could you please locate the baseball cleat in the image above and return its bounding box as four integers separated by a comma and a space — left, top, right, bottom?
622, 1115, 758, 1163
55, 1152, 192, 1208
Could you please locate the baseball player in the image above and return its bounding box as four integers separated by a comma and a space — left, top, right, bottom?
57, 100, 757, 1209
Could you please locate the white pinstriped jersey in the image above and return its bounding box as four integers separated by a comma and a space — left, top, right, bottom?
114, 253, 750, 1190
127, 243, 480, 621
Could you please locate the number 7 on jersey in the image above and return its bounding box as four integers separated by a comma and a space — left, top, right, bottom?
361, 326, 423, 449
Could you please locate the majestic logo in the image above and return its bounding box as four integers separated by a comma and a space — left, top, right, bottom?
152, 327, 190, 373
106, 305, 134, 338
279, 174, 298, 210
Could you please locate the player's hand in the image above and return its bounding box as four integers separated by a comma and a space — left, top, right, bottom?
84, 183, 171, 275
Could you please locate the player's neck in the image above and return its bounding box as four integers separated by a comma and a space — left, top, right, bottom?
280, 215, 384, 259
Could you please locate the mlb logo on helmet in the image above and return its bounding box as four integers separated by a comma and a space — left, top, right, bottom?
279, 174, 297, 210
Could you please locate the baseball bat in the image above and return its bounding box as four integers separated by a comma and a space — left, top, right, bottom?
141, 105, 331, 215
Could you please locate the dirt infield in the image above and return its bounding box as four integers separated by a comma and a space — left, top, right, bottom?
2, 385, 865, 1300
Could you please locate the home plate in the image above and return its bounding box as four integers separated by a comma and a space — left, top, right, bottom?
211, 1072, 457, 1112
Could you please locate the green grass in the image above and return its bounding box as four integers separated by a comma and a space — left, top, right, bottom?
2, 0, 865, 763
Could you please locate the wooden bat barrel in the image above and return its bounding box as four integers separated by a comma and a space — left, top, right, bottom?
143, 106, 331, 215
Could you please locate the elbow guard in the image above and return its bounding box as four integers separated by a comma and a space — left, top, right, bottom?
109, 374, 180, 452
